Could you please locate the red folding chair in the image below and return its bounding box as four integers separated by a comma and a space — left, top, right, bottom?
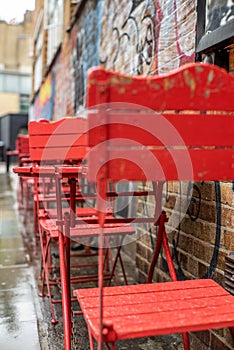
73, 63, 234, 350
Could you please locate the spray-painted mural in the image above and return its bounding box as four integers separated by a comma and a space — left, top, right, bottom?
34, 74, 55, 120
71, 0, 196, 111
156, 0, 196, 73
98, 0, 195, 74
71, 2, 101, 114
98, 0, 156, 75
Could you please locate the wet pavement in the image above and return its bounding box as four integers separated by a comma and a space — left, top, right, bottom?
0, 162, 185, 350
0, 164, 42, 350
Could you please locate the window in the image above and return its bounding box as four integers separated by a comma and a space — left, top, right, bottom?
196, 0, 234, 71
0, 72, 31, 95
34, 54, 43, 92
33, 10, 44, 92
46, 0, 63, 65
20, 94, 30, 114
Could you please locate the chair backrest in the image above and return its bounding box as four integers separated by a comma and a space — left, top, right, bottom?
85, 63, 234, 184
28, 117, 88, 164
17, 135, 29, 155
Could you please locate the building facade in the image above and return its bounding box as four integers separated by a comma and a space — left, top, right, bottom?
0, 11, 34, 116
31, 1, 234, 349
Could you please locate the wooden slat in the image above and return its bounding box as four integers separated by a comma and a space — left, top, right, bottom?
88, 113, 234, 147
29, 134, 87, 148
29, 146, 88, 162
88, 149, 234, 182
86, 63, 234, 111
28, 117, 88, 135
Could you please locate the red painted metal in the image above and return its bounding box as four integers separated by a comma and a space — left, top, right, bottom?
14, 117, 137, 350
73, 63, 234, 350
74, 279, 234, 340
14, 118, 93, 345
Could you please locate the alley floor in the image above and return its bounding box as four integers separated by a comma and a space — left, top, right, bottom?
0, 162, 187, 350
0, 164, 42, 350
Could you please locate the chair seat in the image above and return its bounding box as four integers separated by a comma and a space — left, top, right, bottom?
39, 218, 135, 238
7, 150, 19, 156
74, 279, 234, 342
38, 207, 97, 219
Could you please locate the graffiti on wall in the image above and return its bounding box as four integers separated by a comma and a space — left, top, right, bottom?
71, 2, 101, 113
98, 0, 195, 75
156, 0, 196, 73
98, 0, 156, 75
71, 0, 196, 110
34, 75, 54, 120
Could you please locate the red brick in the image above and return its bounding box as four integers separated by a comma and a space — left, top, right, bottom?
224, 230, 234, 250
221, 183, 233, 206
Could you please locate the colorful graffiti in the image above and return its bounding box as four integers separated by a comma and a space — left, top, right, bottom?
71, 2, 101, 113
71, 0, 196, 111
98, 0, 195, 75
34, 75, 55, 120
98, 0, 156, 75
156, 0, 196, 73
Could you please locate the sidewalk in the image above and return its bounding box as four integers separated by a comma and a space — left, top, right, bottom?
0, 163, 184, 350
0, 163, 43, 350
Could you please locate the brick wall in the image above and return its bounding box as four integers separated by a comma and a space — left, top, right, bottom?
69, 0, 196, 109
43, 1, 234, 348
68, 2, 233, 348
52, 38, 74, 120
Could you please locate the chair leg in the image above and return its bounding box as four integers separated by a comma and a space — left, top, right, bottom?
38, 226, 58, 323
104, 343, 115, 350
182, 332, 190, 350
162, 230, 177, 281
64, 213, 71, 335
58, 222, 72, 350
147, 213, 165, 283
88, 327, 96, 350
147, 212, 190, 350
38, 228, 47, 297
107, 242, 128, 286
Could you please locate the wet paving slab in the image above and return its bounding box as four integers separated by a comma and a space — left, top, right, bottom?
0, 269, 41, 350
0, 164, 185, 349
